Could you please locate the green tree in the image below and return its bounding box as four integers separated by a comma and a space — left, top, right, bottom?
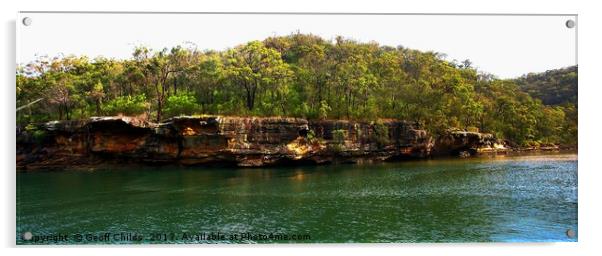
163, 92, 201, 118
224, 41, 292, 112
88, 82, 105, 116
103, 94, 149, 116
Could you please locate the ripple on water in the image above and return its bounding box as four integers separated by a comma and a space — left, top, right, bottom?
17, 153, 577, 243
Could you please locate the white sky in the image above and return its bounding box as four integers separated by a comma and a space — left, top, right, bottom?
17, 13, 576, 79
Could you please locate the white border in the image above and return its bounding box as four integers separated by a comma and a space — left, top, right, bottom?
3, 0, 601, 255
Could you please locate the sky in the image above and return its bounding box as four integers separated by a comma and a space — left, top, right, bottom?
17, 13, 577, 79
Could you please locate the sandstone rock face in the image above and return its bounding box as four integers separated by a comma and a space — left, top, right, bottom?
433, 129, 508, 157
16, 116, 433, 170
308, 119, 432, 162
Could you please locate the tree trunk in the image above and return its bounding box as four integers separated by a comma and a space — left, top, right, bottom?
173, 77, 178, 94
156, 99, 162, 122
58, 106, 64, 120
251, 86, 257, 110
95, 99, 101, 116
246, 89, 253, 110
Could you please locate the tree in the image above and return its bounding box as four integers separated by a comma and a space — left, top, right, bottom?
224, 41, 292, 112
88, 82, 105, 116
189, 52, 226, 113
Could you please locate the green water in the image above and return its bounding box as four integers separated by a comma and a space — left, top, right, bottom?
17, 153, 577, 244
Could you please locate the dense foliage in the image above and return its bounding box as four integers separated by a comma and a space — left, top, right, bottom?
513, 66, 578, 146
515, 66, 578, 106
16, 33, 577, 146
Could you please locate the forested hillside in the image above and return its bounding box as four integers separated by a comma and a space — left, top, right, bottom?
16, 33, 577, 146
515, 66, 577, 106
512, 66, 578, 147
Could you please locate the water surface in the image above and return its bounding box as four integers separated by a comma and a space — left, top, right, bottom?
17, 153, 578, 243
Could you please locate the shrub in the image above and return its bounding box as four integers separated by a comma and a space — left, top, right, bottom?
25, 123, 46, 144
163, 93, 201, 118
467, 126, 480, 133
318, 100, 331, 120
372, 120, 390, 148
330, 129, 347, 152
306, 129, 317, 143
103, 94, 149, 116
332, 129, 346, 144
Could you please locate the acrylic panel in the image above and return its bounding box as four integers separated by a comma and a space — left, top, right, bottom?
16, 12, 578, 244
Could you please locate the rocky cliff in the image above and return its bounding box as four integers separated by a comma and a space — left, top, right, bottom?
17, 116, 434, 170
433, 129, 508, 157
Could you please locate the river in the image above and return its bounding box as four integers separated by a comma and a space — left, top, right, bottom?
16, 153, 577, 244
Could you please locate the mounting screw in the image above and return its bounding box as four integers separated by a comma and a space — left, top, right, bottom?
565, 19, 575, 28
22, 231, 33, 241
22, 17, 32, 26
566, 228, 576, 238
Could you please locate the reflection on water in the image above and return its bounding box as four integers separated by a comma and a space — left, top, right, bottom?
17, 153, 577, 243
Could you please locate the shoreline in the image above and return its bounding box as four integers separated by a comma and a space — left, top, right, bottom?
16, 116, 576, 172
17, 147, 577, 173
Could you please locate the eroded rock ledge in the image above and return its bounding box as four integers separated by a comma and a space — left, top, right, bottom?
16, 116, 507, 170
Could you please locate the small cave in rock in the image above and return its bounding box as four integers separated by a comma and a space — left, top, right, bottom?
298, 127, 309, 137
86, 120, 149, 135
452, 147, 477, 157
